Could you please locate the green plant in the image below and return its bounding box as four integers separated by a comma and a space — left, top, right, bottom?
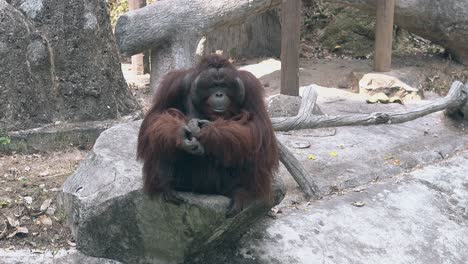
106, 0, 129, 28
0, 130, 11, 145
107, 0, 158, 29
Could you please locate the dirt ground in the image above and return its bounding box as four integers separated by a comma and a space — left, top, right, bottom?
0, 52, 466, 252
0, 150, 85, 251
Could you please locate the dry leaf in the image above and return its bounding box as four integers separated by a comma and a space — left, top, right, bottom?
40, 199, 52, 212
17, 227, 29, 234
308, 154, 316, 160
23, 196, 33, 205
290, 141, 311, 149
351, 201, 366, 207
67, 240, 77, 247
330, 151, 338, 157
39, 171, 49, 177
7, 230, 17, 239
38, 215, 53, 226
7, 217, 19, 228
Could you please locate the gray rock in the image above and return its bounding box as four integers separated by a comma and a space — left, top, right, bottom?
359, 72, 422, 103
267, 94, 302, 118
0, 249, 122, 264
267, 88, 324, 118
58, 121, 285, 264
189, 151, 468, 264
0, 0, 138, 131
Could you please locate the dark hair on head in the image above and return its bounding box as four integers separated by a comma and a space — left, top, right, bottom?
198, 54, 231, 69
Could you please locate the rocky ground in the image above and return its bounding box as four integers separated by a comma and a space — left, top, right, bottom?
1, 50, 467, 263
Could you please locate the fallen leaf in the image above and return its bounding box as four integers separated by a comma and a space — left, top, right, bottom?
46, 207, 56, 216
38, 171, 49, 177
67, 240, 77, 247
353, 187, 366, 192
0, 198, 12, 208
38, 215, 53, 226
6, 226, 28, 239
308, 154, 316, 160
329, 151, 338, 157
16, 227, 29, 234
351, 201, 366, 207
40, 199, 52, 212
6, 230, 17, 239
23, 196, 33, 205
7, 217, 19, 228
289, 140, 311, 149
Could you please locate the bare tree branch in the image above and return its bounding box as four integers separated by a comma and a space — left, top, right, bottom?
273, 81, 468, 131
275, 81, 467, 199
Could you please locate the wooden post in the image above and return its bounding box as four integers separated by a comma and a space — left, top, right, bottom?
374, 0, 395, 72
129, 0, 147, 75
280, 0, 301, 96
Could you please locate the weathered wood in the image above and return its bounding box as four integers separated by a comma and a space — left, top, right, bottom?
128, 0, 146, 10
115, 0, 282, 57
280, 0, 301, 96
278, 141, 321, 199
128, 0, 147, 75
373, 0, 395, 72
272, 81, 468, 131
275, 81, 467, 198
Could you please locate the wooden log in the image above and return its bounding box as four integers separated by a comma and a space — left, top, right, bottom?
272, 81, 468, 131
280, 0, 301, 96
115, 0, 282, 57
374, 0, 395, 72
278, 141, 321, 199
128, 0, 147, 75
274, 81, 467, 198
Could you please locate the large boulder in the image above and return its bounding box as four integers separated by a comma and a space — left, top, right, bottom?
325, 0, 468, 64
58, 121, 285, 264
0, 0, 138, 131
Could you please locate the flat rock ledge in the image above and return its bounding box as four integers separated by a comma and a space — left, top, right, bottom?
58, 121, 285, 264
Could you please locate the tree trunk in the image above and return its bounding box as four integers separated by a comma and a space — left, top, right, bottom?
0, 0, 139, 131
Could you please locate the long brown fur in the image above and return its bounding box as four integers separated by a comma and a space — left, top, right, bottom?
137, 55, 279, 213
